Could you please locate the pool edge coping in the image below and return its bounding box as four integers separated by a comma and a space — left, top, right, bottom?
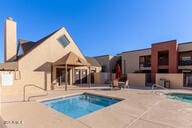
36, 92, 125, 103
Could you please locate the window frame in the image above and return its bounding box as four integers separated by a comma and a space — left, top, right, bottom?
57, 35, 70, 48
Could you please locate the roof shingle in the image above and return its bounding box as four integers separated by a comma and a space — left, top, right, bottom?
86, 57, 101, 67
17, 28, 61, 60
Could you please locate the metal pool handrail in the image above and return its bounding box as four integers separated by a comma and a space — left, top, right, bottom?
151, 84, 170, 95
23, 84, 48, 102
152, 84, 169, 90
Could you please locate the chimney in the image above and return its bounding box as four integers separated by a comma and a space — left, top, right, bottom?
4, 17, 17, 62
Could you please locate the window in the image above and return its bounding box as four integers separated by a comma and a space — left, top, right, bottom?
139, 55, 151, 67
146, 56, 151, 65
139, 56, 145, 67
57, 35, 70, 47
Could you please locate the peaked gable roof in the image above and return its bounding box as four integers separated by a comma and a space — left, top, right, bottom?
17, 28, 61, 60
53, 51, 90, 66
18, 39, 36, 54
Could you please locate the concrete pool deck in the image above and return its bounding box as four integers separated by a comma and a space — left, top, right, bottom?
1, 85, 192, 128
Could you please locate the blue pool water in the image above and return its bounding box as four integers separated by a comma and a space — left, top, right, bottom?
42, 93, 121, 119
166, 93, 192, 104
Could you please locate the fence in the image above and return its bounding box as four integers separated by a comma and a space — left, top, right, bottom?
127, 73, 146, 86
0, 71, 47, 96
156, 73, 183, 88
93, 72, 116, 84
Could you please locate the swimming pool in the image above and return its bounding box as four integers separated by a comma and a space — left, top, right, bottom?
166, 93, 192, 104
41, 93, 121, 119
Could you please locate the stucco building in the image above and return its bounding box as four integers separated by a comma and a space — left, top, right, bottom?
1, 17, 192, 96
94, 55, 119, 73
119, 40, 192, 87
1, 17, 98, 95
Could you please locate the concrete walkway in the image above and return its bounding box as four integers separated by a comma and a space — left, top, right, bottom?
1, 86, 192, 128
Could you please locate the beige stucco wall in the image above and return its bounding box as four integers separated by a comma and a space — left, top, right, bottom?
0, 71, 46, 96
4, 18, 17, 62
178, 43, 192, 52
156, 73, 183, 88
17, 28, 87, 89
95, 55, 112, 72
94, 72, 112, 84
90, 66, 102, 73
127, 73, 146, 86
1, 27, 89, 96
120, 49, 151, 74
19, 28, 86, 71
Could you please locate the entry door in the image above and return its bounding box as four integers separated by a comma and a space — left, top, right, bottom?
74, 69, 81, 84
61, 70, 66, 85
91, 70, 95, 83
82, 69, 87, 83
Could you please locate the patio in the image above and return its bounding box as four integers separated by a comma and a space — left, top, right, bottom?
1, 85, 192, 128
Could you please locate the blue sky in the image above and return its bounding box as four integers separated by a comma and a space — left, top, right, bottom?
0, 0, 192, 62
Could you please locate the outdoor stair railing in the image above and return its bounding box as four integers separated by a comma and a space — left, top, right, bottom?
23, 84, 48, 102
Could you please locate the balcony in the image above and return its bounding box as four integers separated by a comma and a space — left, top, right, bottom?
179, 52, 192, 66
158, 51, 169, 66
158, 59, 168, 66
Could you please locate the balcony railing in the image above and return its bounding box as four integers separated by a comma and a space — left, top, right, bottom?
179, 61, 192, 66
140, 63, 151, 67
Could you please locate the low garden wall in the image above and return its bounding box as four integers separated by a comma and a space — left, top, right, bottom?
0, 71, 47, 96
127, 73, 146, 86
156, 73, 183, 88
94, 73, 116, 84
